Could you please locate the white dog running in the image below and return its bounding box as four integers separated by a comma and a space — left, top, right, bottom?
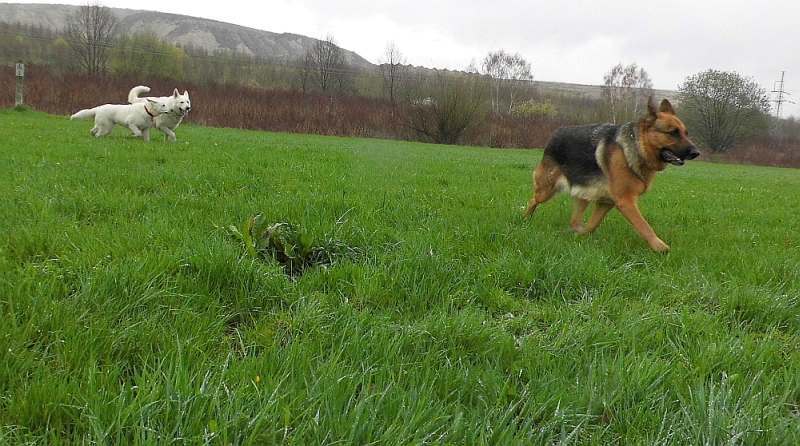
70, 99, 170, 142
128, 86, 191, 142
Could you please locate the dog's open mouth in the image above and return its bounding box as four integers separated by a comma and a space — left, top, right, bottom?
661, 149, 685, 166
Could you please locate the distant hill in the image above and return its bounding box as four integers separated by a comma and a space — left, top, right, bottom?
0, 3, 677, 100
532, 80, 678, 103
0, 3, 374, 68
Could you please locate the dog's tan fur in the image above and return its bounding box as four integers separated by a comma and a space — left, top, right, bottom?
524, 99, 698, 252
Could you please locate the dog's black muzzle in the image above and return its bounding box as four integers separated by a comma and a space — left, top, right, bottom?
661, 146, 700, 166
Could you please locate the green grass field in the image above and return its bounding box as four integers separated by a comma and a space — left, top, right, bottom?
2, 109, 800, 444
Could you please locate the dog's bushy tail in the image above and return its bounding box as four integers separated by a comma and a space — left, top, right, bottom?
70, 108, 96, 120
128, 85, 151, 104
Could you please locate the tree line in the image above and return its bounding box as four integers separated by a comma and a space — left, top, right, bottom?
1, 3, 794, 155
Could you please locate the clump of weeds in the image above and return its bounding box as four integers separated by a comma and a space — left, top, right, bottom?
228, 214, 361, 277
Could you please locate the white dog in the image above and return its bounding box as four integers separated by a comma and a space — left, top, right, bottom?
70, 99, 170, 142
128, 86, 191, 142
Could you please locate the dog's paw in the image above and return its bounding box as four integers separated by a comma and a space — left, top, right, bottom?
650, 239, 670, 253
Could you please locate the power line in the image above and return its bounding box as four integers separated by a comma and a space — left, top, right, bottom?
771, 71, 794, 119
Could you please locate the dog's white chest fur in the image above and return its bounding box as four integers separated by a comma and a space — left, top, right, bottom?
556, 177, 612, 201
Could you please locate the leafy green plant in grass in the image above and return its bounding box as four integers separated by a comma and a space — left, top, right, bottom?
228, 214, 359, 277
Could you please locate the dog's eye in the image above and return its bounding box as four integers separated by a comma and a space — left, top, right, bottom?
670, 129, 681, 137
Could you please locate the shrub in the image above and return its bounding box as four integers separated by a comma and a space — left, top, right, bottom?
405, 71, 489, 145
511, 100, 557, 120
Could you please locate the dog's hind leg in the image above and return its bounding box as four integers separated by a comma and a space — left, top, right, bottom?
524, 158, 562, 218
578, 201, 614, 235
570, 199, 589, 232
94, 122, 112, 137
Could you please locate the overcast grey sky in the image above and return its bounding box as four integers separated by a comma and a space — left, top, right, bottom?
9, 0, 800, 116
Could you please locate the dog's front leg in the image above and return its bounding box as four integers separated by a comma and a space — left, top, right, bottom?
142, 128, 150, 142
615, 198, 669, 252
128, 124, 143, 138
161, 126, 177, 142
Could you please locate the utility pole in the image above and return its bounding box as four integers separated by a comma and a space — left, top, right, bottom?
771, 71, 793, 119
15, 62, 25, 108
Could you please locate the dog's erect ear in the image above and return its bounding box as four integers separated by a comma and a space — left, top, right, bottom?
183, 90, 189, 97
659, 99, 676, 115
173, 88, 180, 98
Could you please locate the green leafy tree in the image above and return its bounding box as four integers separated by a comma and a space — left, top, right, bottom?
678, 70, 771, 152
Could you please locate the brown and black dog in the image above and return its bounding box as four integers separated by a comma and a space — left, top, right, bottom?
523, 98, 699, 252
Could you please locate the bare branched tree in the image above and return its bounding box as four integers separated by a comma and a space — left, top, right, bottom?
602, 63, 653, 123
679, 69, 771, 152
310, 34, 349, 93
298, 50, 314, 95
625, 64, 653, 117
603, 64, 624, 123
482, 51, 509, 114
379, 42, 407, 106
481, 50, 533, 115
505, 53, 534, 114
65, 2, 116, 75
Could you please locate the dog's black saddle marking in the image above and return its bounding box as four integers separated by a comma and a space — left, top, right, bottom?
544, 123, 618, 186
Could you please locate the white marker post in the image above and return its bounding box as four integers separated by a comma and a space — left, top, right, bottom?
15, 63, 25, 107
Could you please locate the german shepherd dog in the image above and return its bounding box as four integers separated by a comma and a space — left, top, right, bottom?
523, 98, 700, 252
